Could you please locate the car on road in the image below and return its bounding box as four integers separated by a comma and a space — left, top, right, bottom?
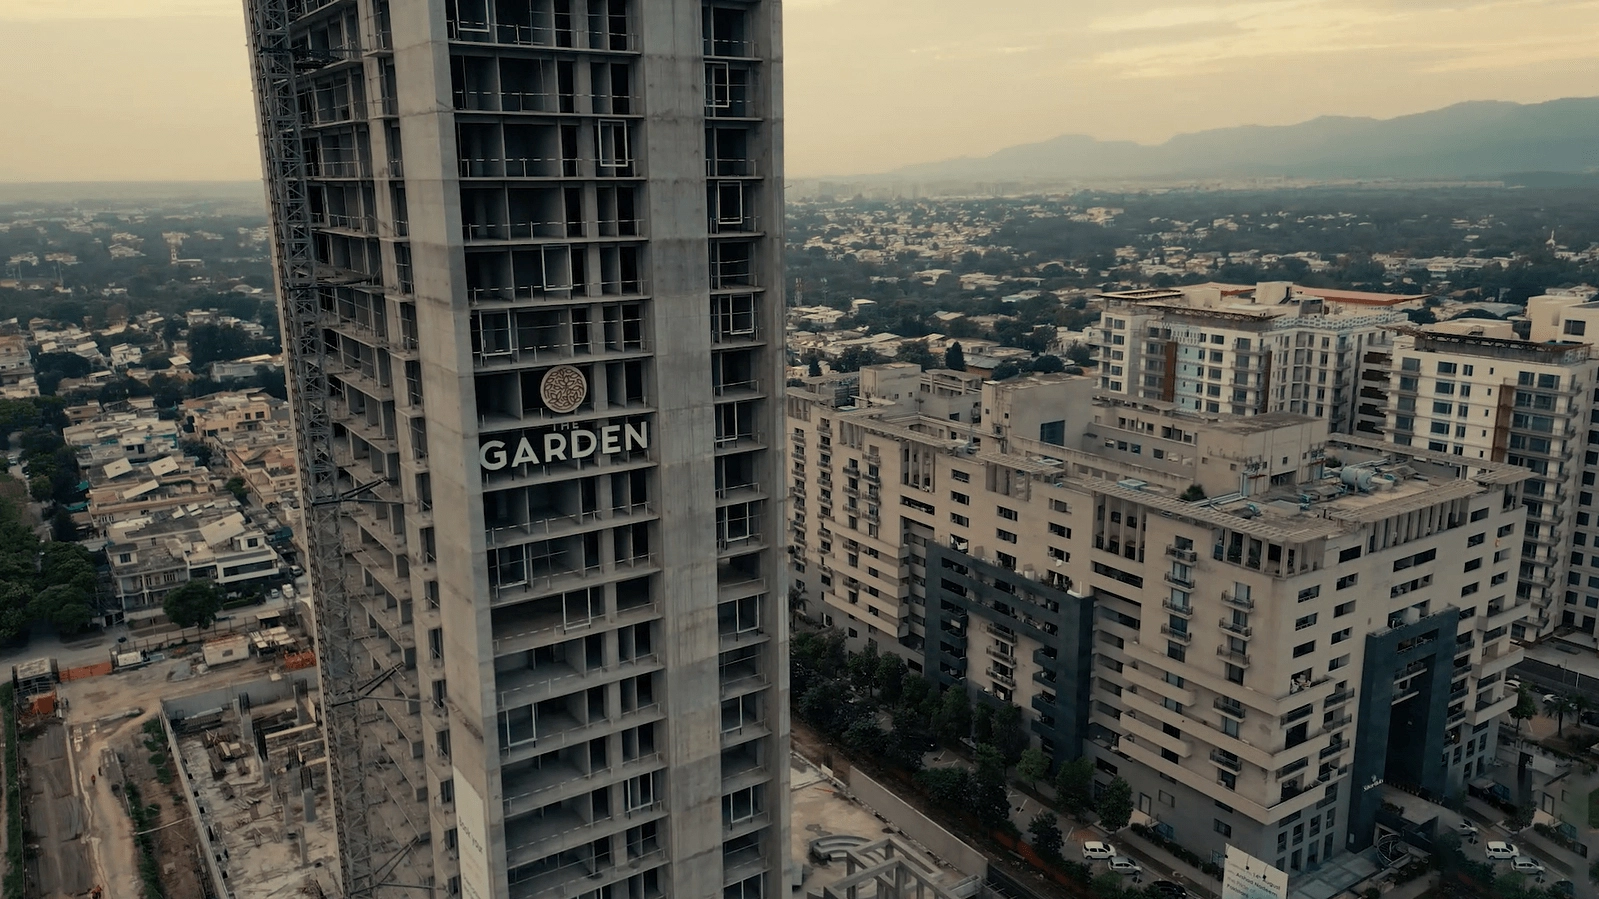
1511, 857, 1545, 877
1457, 821, 1479, 839
1148, 881, 1188, 899
1082, 842, 1117, 861
1108, 857, 1143, 876
270, 587, 282, 600
1486, 841, 1520, 861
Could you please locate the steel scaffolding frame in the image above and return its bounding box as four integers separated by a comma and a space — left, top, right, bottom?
244, 0, 375, 895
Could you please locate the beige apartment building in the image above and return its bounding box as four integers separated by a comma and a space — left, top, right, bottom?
1094, 282, 1420, 437
1384, 291, 1599, 639
788, 364, 1527, 876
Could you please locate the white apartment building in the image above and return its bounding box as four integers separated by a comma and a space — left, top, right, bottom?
788, 365, 1528, 878
245, 1, 789, 898
1385, 292, 1599, 638
1094, 283, 1418, 436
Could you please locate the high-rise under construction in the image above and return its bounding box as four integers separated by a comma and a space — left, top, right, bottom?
243, 1, 789, 896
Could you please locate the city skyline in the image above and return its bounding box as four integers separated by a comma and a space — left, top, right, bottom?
1, 0, 1597, 181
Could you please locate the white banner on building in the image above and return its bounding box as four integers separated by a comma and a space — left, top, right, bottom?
1222, 845, 1288, 899
453, 767, 492, 899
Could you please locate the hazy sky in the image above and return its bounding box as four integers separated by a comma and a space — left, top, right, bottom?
0, 0, 1595, 182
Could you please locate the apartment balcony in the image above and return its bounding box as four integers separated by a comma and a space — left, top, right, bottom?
1218, 619, 1252, 638
1165, 545, 1198, 563
1162, 600, 1194, 618
1159, 625, 1192, 644
1216, 646, 1252, 667
1221, 591, 1254, 610
1209, 750, 1242, 772
500, 702, 666, 766
1031, 693, 1056, 716
985, 667, 1016, 688
1164, 571, 1196, 590
497, 654, 662, 712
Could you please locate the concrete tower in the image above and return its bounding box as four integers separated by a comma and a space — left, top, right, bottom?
244, 1, 789, 897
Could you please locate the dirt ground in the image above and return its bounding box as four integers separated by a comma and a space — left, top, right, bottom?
21, 721, 94, 899
58, 654, 281, 899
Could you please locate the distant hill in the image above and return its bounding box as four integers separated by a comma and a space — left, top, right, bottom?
892, 97, 1599, 184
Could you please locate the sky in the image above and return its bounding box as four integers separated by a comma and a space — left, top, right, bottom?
0, 0, 1595, 182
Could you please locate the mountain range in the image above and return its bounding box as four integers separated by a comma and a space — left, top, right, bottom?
889, 97, 1599, 184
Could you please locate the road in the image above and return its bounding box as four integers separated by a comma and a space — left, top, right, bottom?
21, 721, 95, 899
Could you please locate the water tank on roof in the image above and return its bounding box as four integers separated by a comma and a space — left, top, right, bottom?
1340, 467, 1375, 492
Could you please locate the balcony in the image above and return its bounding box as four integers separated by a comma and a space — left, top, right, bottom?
1218, 619, 1252, 638
1209, 750, 1242, 772
1159, 625, 1192, 644
1217, 646, 1252, 667
1165, 545, 1198, 563
1164, 571, 1196, 590
1162, 600, 1193, 618
1221, 591, 1254, 610
985, 667, 1016, 688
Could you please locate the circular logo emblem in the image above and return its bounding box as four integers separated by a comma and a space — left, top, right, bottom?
540, 365, 588, 413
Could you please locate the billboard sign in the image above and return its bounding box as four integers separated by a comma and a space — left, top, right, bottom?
1222, 845, 1288, 899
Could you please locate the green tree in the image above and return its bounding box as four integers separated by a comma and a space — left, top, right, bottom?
844, 719, 887, 757
807, 356, 823, 378
1055, 756, 1096, 819
1098, 776, 1134, 832
181, 440, 214, 468
916, 767, 970, 811
972, 702, 995, 745
1545, 693, 1579, 737
1017, 747, 1049, 788
1509, 686, 1538, 736
833, 346, 886, 373
1027, 354, 1065, 374
1180, 484, 1207, 502
944, 341, 966, 372
224, 476, 249, 502
993, 702, 1028, 765
29, 475, 53, 502
874, 653, 907, 706
990, 360, 1021, 381
895, 339, 937, 370
1029, 811, 1064, 861
972, 744, 1012, 831
163, 580, 224, 630
932, 687, 972, 744
1065, 343, 1094, 366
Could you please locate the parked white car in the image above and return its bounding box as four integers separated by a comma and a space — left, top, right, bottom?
1108, 857, 1143, 876
1486, 841, 1520, 861
1082, 842, 1117, 861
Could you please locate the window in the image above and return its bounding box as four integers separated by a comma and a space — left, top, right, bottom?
997, 529, 1018, 544
1295, 613, 1318, 630
1049, 523, 1068, 537
1293, 641, 1315, 658
1215, 820, 1233, 837
950, 513, 969, 527
1338, 546, 1361, 563
1331, 627, 1351, 644
1167, 642, 1186, 662
997, 506, 1018, 521
1297, 585, 1321, 602
1336, 574, 1358, 590
951, 469, 970, 483
951, 491, 970, 505
1567, 319, 1588, 336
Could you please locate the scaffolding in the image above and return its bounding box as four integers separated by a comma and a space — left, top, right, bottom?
243, 0, 374, 895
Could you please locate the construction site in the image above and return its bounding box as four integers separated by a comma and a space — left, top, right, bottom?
3, 614, 336, 899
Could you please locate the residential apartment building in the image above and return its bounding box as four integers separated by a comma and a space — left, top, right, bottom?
788, 364, 1528, 878
1094, 282, 1416, 436
63, 401, 184, 467
244, 1, 788, 897
106, 506, 285, 623
1384, 292, 1599, 638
